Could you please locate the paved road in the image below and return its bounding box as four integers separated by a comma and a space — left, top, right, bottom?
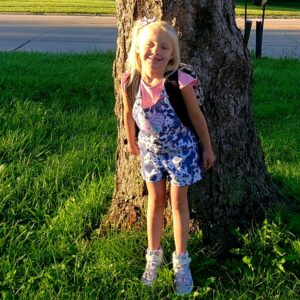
0, 14, 299, 58
0, 14, 117, 53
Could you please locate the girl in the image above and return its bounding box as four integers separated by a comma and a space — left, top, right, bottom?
121, 17, 215, 295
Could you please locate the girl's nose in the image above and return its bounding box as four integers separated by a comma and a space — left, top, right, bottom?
152, 45, 160, 55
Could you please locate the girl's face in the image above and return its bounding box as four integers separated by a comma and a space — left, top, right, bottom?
137, 27, 173, 75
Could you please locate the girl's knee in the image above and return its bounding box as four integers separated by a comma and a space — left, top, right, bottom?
149, 194, 167, 210
171, 197, 188, 212
171, 185, 189, 212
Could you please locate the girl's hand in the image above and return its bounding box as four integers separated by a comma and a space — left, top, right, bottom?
128, 142, 140, 156
202, 148, 215, 170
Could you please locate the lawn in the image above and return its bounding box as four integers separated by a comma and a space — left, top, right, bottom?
0, 0, 299, 17
0, 0, 115, 15
0, 52, 299, 299
235, 0, 300, 17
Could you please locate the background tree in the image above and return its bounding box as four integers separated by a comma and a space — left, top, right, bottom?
103, 0, 286, 244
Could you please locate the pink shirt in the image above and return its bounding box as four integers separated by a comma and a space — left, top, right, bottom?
121, 71, 197, 109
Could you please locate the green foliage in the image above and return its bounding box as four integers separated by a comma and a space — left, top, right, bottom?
221, 219, 300, 299
0, 53, 299, 299
233, 219, 300, 275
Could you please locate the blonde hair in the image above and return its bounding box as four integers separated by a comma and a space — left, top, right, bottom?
125, 19, 180, 106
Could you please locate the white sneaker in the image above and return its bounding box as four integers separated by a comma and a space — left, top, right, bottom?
141, 248, 163, 286
172, 251, 193, 295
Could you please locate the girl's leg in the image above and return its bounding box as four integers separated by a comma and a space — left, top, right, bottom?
170, 185, 193, 295
170, 185, 189, 254
146, 179, 167, 250
142, 179, 166, 285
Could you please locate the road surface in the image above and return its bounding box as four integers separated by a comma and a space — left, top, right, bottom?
0, 14, 299, 58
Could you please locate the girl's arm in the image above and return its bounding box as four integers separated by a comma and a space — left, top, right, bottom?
122, 89, 140, 156
181, 84, 215, 170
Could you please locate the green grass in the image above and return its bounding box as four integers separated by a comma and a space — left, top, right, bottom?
252, 57, 300, 199
235, 0, 300, 17
0, 0, 299, 16
0, 52, 299, 299
0, 0, 115, 15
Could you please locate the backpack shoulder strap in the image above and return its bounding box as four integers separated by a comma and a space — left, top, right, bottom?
164, 69, 193, 129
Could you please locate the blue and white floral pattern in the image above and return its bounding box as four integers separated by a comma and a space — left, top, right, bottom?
132, 86, 202, 186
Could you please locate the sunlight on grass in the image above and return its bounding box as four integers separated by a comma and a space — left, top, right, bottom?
0, 0, 115, 14
0, 52, 299, 299
252, 57, 300, 199
1, 0, 300, 16
235, 0, 300, 17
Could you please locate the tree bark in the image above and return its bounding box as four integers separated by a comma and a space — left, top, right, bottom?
103, 0, 286, 244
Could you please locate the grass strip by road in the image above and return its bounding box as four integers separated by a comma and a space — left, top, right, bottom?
235, 0, 300, 17
0, 52, 299, 299
0, 0, 115, 15
0, 0, 300, 17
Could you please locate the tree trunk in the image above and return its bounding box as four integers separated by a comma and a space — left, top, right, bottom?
103, 0, 286, 244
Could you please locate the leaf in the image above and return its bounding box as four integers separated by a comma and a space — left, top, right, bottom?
242, 256, 252, 266
242, 256, 254, 271
293, 240, 300, 254
277, 259, 286, 273
273, 244, 285, 256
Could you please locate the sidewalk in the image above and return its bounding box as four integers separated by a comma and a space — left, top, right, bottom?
236, 18, 300, 58
0, 14, 299, 58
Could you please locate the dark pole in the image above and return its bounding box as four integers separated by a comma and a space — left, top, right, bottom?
262, 3, 266, 31
244, 0, 252, 47
245, 0, 248, 29
254, 0, 267, 58
256, 20, 263, 58
256, 3, 266, 58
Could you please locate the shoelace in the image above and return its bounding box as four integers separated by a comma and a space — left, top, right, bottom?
174, 264, 192, 286
143, 261, 160, 281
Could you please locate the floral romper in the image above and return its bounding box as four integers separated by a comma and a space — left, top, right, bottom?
131, 72, 202, 186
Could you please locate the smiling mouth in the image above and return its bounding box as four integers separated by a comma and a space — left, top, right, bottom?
148, 57, 162, 63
